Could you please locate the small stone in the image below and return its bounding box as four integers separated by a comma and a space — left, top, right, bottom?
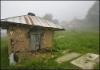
62, 49, 72, 54
51, 55, 55, 58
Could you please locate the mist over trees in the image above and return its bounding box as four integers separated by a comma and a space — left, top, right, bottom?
41, 1, 99, 31
60, 1, 99, 31
43, 14, 59, 24
83, 1, 99, 30
43, 14, 53, 21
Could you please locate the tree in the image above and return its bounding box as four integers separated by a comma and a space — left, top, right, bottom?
43, 13, 59, 24
43, 14, 53, 21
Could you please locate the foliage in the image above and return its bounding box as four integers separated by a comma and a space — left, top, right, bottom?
0, 30, 99, 69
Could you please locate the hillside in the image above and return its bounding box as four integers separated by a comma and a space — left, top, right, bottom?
62, 1, 99, 31
83, 1, 99, 29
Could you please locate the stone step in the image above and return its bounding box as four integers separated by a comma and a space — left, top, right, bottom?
70, 53, 99, 69
55, 52, 81, 63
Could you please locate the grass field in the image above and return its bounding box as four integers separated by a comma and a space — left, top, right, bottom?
0, 30, 99, 69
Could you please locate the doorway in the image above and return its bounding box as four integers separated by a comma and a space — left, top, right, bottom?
30, 33, 41, 51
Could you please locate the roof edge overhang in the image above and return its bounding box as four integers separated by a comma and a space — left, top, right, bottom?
0, 21, 65, 31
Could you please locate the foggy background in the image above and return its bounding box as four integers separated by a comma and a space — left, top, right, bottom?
1, 1, 95, 22
1, 1, 99, 37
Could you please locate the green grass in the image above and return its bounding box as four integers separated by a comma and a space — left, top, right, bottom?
0, 37, 9, 68
0, 30, 99, 69
54, 30, 99, 54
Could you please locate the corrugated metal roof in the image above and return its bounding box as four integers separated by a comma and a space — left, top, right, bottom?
1, 15, 64, 30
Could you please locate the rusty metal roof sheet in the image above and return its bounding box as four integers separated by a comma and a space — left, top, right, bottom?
1, 15, 64, 30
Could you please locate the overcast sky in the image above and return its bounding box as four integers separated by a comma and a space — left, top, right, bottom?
1, 1, 95, 22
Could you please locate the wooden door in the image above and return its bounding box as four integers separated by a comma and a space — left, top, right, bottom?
30, 34, 41, 51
